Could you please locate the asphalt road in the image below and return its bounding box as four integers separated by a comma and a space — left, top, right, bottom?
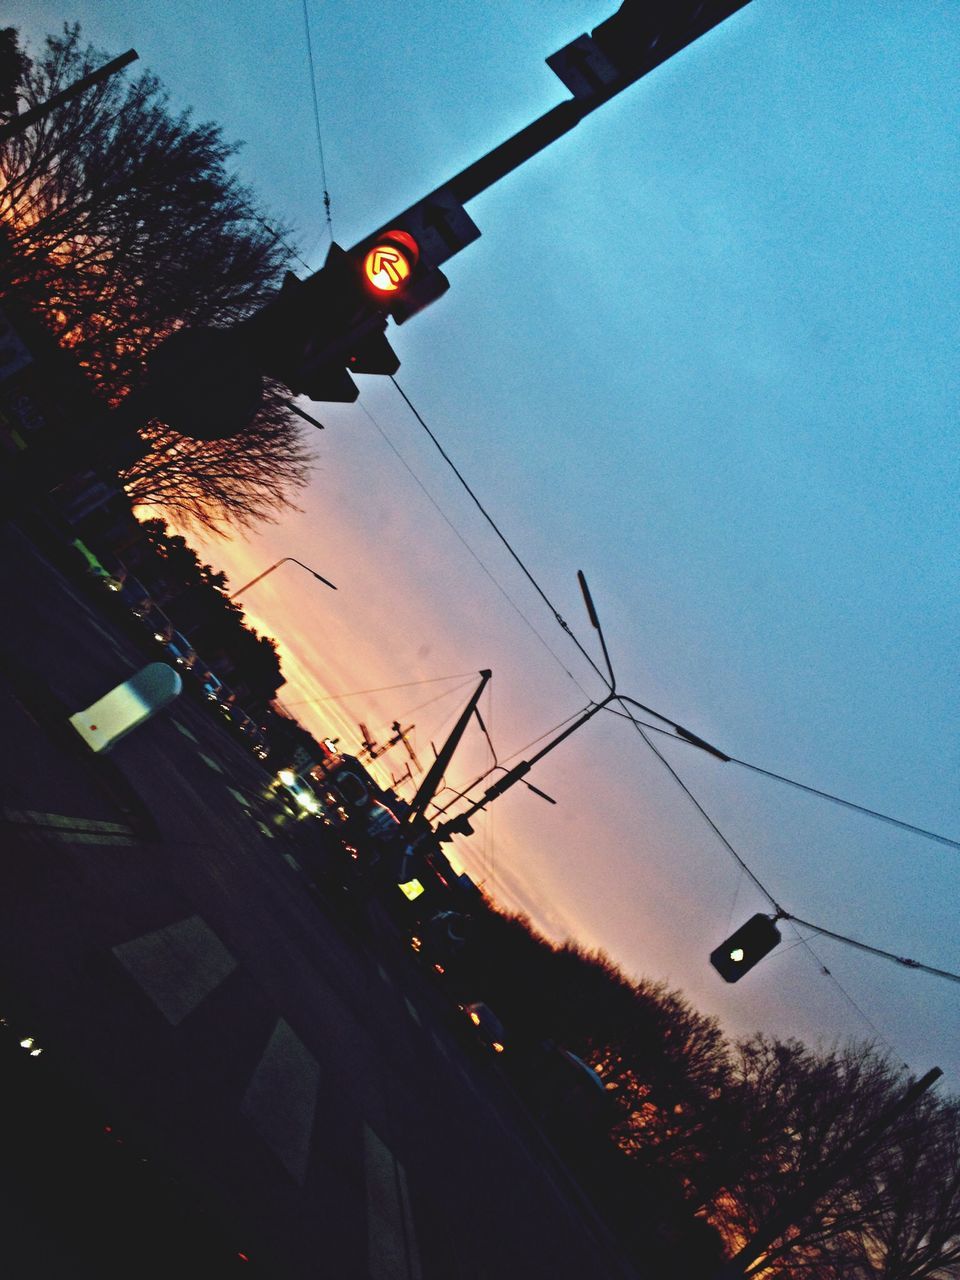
0, 517, 642, 1279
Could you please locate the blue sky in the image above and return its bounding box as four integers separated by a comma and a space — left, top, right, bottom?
12, 2, 959, 1081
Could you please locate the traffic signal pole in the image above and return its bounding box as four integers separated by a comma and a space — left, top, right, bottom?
350, 1, 753, 262
134, 1, 754, 438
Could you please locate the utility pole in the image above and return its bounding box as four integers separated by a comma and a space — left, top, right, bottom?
433, 571, 727, 840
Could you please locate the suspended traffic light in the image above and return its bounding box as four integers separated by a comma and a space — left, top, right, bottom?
710, 913, 781, 982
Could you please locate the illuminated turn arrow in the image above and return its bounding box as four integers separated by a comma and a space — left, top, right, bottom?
363, 234, 417, 294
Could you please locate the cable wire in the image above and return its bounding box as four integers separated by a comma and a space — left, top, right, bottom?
301, 0, 333, 242
390, 376, 610, 695
724, 755, 960, 852
284, 672, 476, 706
604, 705, 959, 850
782, 913, 960, 985
617, 700, 960, 992
358, 398, 588, 691
383, 377, 957, 1004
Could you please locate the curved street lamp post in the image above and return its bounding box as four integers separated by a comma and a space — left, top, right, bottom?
228, 556, 336, 599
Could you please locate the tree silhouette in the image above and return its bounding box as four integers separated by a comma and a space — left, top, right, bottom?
0, 23, 312, 530
702, 1035, 960, 1279
137, 518, 284, 701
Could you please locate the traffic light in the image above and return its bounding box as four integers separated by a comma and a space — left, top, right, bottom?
436, 813, 474, 841
710, 913, 781, 982
590, 0, 751, 82
239, 231, 446, 407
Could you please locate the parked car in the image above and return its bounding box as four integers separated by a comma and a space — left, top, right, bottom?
163, 629, 197, 670
186, 661, 226, 705
69, 538, 123, 593
119, 574, 152, 619
139, 604, 174, 645
228, 709, 269, 757
411, 910, 472, 975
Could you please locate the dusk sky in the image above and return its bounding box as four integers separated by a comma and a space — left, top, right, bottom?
13, 2, 959, 1083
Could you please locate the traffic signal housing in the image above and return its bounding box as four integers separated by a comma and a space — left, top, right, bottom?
710, 913, 781, 983
240, 232, 446, 407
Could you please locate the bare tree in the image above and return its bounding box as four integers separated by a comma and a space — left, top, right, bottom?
0, 23, 313, 530
704, 1036, 960, 1279
123, 381, 312, 533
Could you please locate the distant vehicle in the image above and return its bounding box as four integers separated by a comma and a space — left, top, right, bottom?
119, 574, 152, 619
534, 1045, 615, 1133
141, 604, 174, 645
318, 765, 402, 847
69, 538, 123, 593
411, 910, 472, 974
274, 769, 322, 817
187, 662, 226, 705
461, 1002, 506, 1055
224, 707, 269, 759
163, 629, 197, 670
233, 713, 270, 761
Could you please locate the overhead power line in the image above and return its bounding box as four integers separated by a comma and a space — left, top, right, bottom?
381, 375, 957, 999
301, 0, 333, 243
605, 706, 959, 851
284, 672, 476, 707
391, 374, 959, 854
783, 912, 960, 985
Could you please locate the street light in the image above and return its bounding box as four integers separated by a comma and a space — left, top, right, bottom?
228, 556, 336, 599
433, 571, 728, 840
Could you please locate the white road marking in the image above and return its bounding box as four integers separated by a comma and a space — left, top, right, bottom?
240, 1018, 320, 1186
364, 1124, 423, 1280
198, 751, 224, 774
173, 720, 198, 743
282, 853, 302, 872
404, 998, 421, 1026
2, 809, 137, 846
227, 787, 250, 808
111, 915, 237, 1026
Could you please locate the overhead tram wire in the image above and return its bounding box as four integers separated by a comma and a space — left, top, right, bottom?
383, 378, 958, 996
284, 672, 477, 707
357, 399, 590, 694
618, 706, 960, 988
301, 0, 333, 246
389, 376, 612, 697
604, 706, 960, 851
387, 377, 960, 850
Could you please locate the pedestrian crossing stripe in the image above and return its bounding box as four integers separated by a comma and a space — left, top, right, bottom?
111, 915, 237, 1026
2, 809, 138, 845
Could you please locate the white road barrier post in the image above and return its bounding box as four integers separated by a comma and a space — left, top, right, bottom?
68, 663, 182, 753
